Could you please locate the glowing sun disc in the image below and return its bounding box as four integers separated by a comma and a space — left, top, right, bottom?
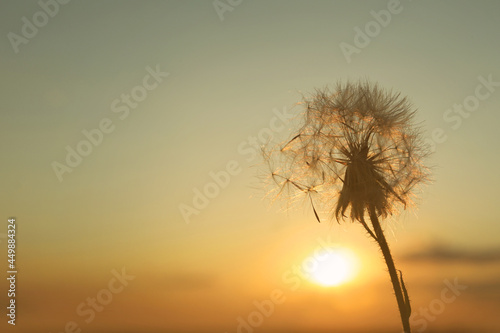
305, 248, 358, 287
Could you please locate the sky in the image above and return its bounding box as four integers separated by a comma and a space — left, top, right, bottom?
1, 1, 500, 332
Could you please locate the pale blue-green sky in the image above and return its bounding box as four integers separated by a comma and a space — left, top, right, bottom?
1, 1, 500, 332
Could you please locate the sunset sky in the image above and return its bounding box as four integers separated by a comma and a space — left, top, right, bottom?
1, 1, 500, 333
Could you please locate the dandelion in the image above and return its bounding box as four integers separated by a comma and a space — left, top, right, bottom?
263, 80, 430, 333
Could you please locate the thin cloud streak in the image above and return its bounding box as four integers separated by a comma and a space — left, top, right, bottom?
402, 244, 500, 264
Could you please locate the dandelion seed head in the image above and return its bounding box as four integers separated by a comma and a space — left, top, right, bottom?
263, 80, 430, 223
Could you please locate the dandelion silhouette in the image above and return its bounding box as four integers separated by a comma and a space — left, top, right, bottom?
263, 80, 429, 333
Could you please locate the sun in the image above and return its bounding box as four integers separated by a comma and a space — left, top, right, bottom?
305, 248, 358, 287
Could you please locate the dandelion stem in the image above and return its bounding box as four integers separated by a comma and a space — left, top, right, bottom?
368, 207, 412, 333
359, 216, 377, 241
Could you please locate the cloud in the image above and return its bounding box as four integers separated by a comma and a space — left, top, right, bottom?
401, 244, 500, 264
467, 278, 500, 297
